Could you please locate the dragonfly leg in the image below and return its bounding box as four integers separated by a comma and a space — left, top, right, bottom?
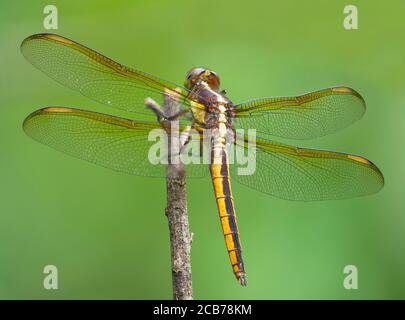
166, 108, 191, 121
145, 97, 190, 122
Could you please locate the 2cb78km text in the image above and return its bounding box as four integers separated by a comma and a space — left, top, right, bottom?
153, 304, 252, 317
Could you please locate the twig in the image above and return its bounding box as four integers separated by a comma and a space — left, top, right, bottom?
145, 91, 193, 300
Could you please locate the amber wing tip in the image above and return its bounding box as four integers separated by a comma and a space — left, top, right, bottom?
238, 274, 248, 286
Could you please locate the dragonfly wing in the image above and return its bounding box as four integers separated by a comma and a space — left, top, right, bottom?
233, 87, 366, 140
21, 33, 200, 117
231, 136, 384, 201
23, 107, 207, 178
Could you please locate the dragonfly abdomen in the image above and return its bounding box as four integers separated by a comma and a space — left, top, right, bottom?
210, 139, 247, 286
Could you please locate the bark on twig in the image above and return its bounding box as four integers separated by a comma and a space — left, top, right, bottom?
145, 92, 193, 300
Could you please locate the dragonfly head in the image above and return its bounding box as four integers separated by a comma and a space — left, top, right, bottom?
185, 67, 221, 91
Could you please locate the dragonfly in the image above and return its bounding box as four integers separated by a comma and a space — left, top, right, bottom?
21, 33, 384, 286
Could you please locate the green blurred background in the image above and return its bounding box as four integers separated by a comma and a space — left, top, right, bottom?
0, 0, 404, 299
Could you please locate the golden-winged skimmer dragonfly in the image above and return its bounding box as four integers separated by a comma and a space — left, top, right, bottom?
21, 33, 384, 286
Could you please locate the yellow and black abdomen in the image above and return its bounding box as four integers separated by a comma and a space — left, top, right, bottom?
210, 145, 247, 286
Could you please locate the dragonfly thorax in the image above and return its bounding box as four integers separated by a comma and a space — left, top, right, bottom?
189, 81, 234, 129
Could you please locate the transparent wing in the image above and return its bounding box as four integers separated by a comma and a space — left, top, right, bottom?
233, 87, 366, 140
21, 33, 205, 117
232, 136, 384, 201
23, 107, 207, 178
